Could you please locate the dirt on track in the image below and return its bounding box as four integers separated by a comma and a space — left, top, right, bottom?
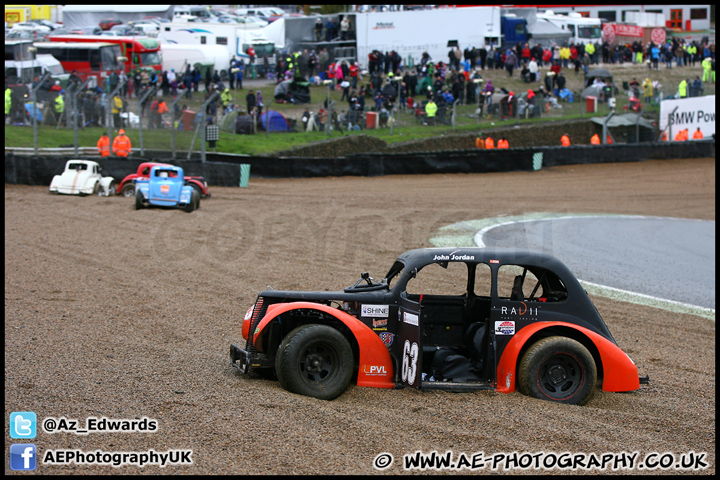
4, 157, 715, 475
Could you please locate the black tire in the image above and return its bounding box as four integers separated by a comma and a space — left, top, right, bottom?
106, 182, 117, 196
134, 189, 145, 210
184, 189, 198, 213
121, 183, 135, 197
191, 185, 202, 208
275, 324, 354, 400
517, 336, 597, 406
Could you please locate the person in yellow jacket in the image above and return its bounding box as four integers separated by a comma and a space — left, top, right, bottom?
97, 132, 111, 157
112, 93, 123, 128
53, 92, 65, 126
112, 129, 132, 157
677, 79, 688, 98
221, 88, 232, 114
590, 133, 601, 145
560, 133, 571, 146
5, 87, 12, 123
425, 98, 437, 125
701, 57, 712, 82
642, 77, 654, 104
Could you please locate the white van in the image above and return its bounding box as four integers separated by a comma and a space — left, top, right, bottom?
5, 54, 70, 86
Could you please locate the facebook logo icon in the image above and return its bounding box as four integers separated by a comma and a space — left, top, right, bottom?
10, 444, 37, 470
10, 411, 37, 439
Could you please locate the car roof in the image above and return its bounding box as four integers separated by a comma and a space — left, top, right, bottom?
396, 247, 574, 275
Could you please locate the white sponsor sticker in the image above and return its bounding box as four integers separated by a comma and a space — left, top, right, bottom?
495, 321, 515, 335
403, 312, 419, 326
361, 304, 389, 317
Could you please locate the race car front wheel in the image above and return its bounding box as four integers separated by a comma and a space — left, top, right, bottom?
275, 324, 354, 401
517, 336, 597, 406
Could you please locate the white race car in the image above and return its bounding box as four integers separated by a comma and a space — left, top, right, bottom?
49, 160, 116, 196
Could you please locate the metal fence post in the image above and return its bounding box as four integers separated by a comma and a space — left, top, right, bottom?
186, 90, 219, 162
138, 85, 157, 157
106, 79, 129, 144
169, 94, 186, 159
31, 72, 51, 156
71, 78, 92, 156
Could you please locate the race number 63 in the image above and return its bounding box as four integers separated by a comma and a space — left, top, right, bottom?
401, 340, 419, 385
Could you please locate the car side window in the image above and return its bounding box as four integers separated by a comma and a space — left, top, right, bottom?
405, 262, 468, 296
497, 265, 567, 302
141, 167, 150, 175
473, 263, 492, 297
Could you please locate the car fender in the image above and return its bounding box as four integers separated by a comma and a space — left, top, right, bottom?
495, 321, 640, 394
253, 301, 395, 389
49, 174, 61, 191
99, 176, 115, 195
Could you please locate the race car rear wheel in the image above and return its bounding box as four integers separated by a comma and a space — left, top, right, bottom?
275, 324, 354, 400
134, 189, 145, 210
517, 336, 597, 406
121, 183, 135, 197
184, 189, 198, 213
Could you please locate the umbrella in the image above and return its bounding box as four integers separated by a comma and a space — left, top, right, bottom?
581, 85, 604, 99
584, 68, 613, 87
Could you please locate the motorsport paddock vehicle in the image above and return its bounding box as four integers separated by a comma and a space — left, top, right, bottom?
230, 247, 649, 405
49, 160, 116, 196
116, 162, 211, 199
134, 164, 200, 212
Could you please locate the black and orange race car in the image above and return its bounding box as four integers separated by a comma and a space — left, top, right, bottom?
230, 247, 649, 405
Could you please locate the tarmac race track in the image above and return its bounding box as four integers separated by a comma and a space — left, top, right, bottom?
475, 214, 716, 311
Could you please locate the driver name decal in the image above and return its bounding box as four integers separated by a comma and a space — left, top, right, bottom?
361, 304, 389, 317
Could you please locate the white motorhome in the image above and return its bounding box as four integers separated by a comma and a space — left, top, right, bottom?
536, 10, 602, 45
158, 21, 275, 72
160, 43, 231, 78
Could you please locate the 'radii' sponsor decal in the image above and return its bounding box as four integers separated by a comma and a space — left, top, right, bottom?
495, 321, 515, 335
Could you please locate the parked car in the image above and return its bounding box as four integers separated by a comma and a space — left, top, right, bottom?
134, 164, 200, 212
230, 247, 649, 404
49, 160, 116, 196
69, 25, 102, 35
117, 162, 210, 199
99, 18, 123, 30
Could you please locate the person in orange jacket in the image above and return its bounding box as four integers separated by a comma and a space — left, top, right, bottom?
674, 129, 687, 141
112, 129, 132, 157
590, 133, 601, 145
475, 132, 485, 149
692, 127, 704, 140
485, 136, 495, 149
560, 133, 571, 146
97, 132, 111, 157
497, 137, 509, 149
606, 134, 613, 144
